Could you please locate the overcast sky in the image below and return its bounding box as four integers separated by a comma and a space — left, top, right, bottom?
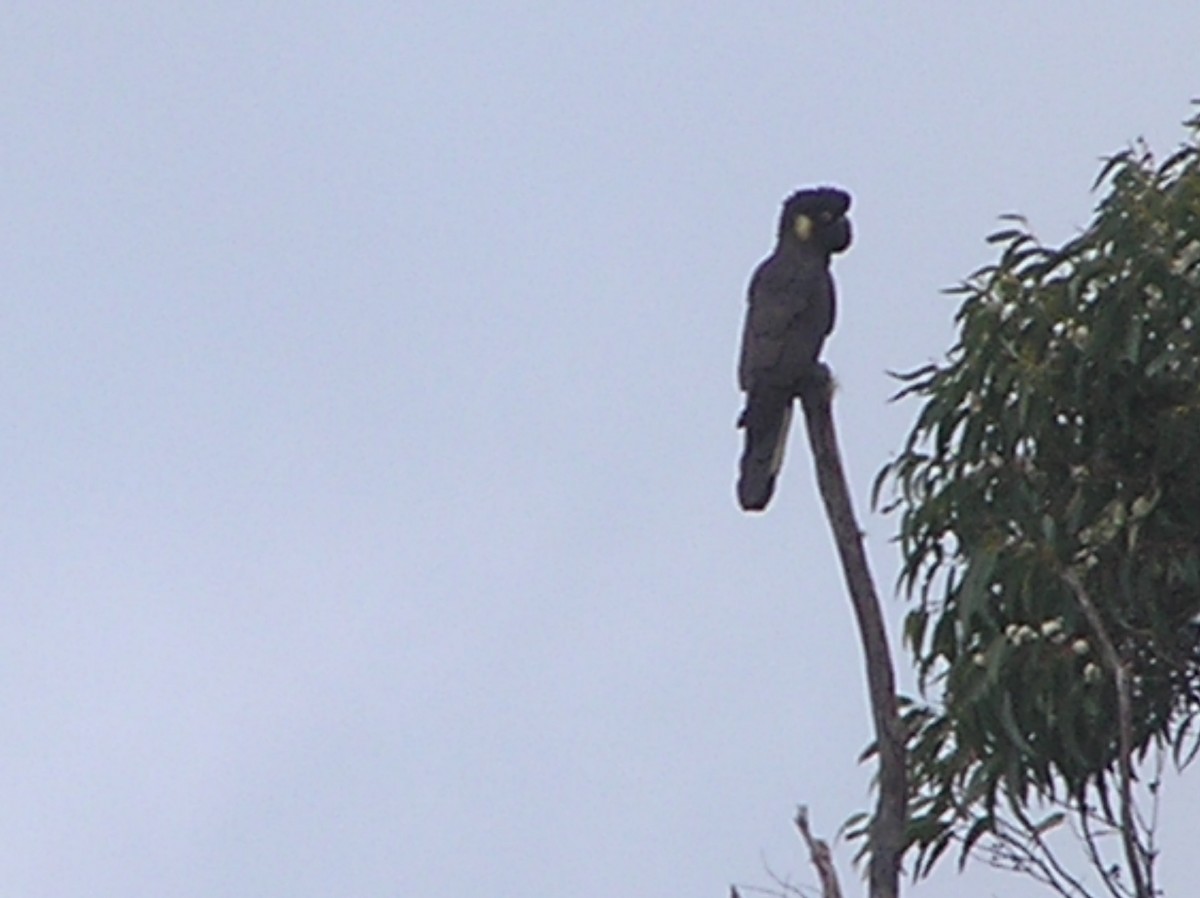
3, 4, 1199, 897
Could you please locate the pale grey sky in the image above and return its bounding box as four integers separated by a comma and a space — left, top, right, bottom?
3, 4, 1198, 897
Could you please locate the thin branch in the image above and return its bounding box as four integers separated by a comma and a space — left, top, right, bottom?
1061, 570, 1151, 898
798, 369, 905, 898
983, 823, 1082, 896
1006, 800, 1097, 898
1077, 796, 1129, 898
1142, 748, 1164, 897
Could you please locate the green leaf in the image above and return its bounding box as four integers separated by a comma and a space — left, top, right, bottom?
1158, 144, 1196, 177
919, 831, 955, 879
871, 460, 893, 511
957, 548, 999, 624
986, 228, 1026, 245
1125, 312, 1145, 364
1092, 149, 1133, 190
1032, 810, 1066, 835
904, 608, 930, 654
1040, 514, 1056, 547
958, 816, 994, 869
1000, 690, 1035, 756
1174, 716, 1200, 769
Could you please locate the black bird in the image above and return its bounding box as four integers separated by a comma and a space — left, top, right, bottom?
736, 187, 852, 511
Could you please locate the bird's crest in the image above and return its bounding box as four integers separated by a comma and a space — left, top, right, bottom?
778, 186, 851, 238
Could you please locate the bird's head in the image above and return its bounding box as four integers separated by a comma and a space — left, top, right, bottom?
778, 187, 852, 254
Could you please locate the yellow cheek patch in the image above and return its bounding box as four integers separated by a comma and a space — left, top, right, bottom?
793, 214, 813, 241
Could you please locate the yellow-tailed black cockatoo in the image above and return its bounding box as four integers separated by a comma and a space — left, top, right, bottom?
736, 187, 852, 511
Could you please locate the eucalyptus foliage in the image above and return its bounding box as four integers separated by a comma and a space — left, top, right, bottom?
877, 109, 1200, 881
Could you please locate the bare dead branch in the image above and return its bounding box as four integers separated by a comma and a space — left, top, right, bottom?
798, 369, 905, 898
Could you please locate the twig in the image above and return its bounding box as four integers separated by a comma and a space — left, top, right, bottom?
1142, 747, 1163, 896
1077, 795, 1129, 898
793, 807, 843, 898
987, 813, 1092, 898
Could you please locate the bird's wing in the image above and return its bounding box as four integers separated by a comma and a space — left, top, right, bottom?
738, 257, 811, 390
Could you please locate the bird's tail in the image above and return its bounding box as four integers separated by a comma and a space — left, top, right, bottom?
736, 392, 794, 511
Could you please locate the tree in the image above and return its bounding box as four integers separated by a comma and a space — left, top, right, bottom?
876, 105, 1200, 897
